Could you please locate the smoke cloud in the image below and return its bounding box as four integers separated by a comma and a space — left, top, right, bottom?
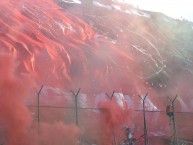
0, 0, 193, 144
0, 53, 32, 145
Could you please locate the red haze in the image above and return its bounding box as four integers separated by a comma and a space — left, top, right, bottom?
1, 0, 193, 144
96, 97, 132, 145
0, 53, 32, 145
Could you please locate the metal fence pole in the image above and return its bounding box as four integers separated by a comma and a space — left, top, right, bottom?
170, 95, 178, 145
37, 85, 44, 128
106, 91, 116, 145
139, 93, 149, 145
71, 88, 81, 126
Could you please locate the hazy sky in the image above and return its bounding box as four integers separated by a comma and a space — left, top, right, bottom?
118, 0, 193, 21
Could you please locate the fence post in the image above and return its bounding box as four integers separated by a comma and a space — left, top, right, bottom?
105, 91, 115, 101
169, 95, 178, 145
71, 88, 81, 126
37, 85, 44, 128
106, 91, 116, 145
139, 93, 149, 145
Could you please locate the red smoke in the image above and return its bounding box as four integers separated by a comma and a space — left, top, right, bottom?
1, 0, 192, 144
97, 98, 132, 145
0, 53, 32, 145
38, 122, 79, 145
0, 0, 146, 95
0, 53, 80, 145
0, 0, 160, 144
